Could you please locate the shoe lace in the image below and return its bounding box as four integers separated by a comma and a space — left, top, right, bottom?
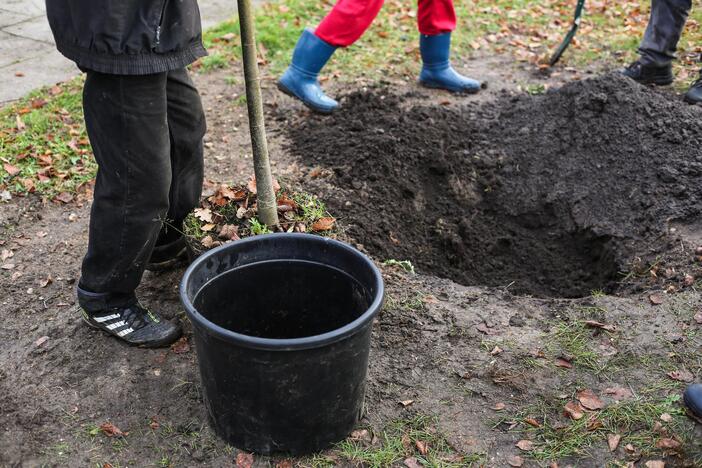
626, 60, 643, 73
120, 304, 149, 330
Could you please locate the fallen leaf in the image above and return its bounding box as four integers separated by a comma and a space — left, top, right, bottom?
604, 386, 633, 400
476, 321, 498, 335
194, 207, 213, 223
577, 389, 605, 410
34, 335, 49, 347
684, 274, 695, 286
219, 224, 240, 241
554, 357, 573, 369
3, 163, 20, 176
404, 457, 422, 468
656, 438, 681, 451
99, 422, 125, 437
39, 275, 52, 288
524, 417, 541, 427
399, 399, 414, 407
660, 413, 673, 423
276, 461, 293, 468
584, 320, 617, 332
516, 439, 534, 451
564, 401, 585, 420
649, 293, 664, 305
586, 414, 603, 431
219, 186, 246, 201
608, 433, 621, 451
54, 191, 74, 204
30, 98, 47, 109
15, 114, 25, 131
645, 461, 665, 468
235, 452, 254, 468
492, 402, 506, 411
415, 440, 428, 455
170, 336, 190, 354
694, 311, 702, 324
1, 263, 15, 270
350, 429, 370, 440
507, 455, 524, 467
667, 369, 694, 382
49, 85, 62, 95
201, 235, 214, 248
311, 217, 335, 232
15, 71, 24, 77
1, 249, 13, 261
491, 346, 503, 355
201, 223, 216, 232
149, 417, 159, 430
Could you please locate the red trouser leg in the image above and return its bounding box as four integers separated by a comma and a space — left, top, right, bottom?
314, 0, 385, 47
417, 0, 456, 35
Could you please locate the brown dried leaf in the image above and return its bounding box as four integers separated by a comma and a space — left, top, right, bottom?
350, 429, 370, 441
39, 275, 52, 288
694, 311, 702, 324
649, 293, 664, 305
660, 413, 673, 423
516, 439, 534, 451
170, 336, 190, 354
201, 235, 214, 248
30, 98, 47, 109
563, 401, 585, 420
476, 321, 498, 335
404, 457, 422, 468
219, 224, 240, 241
99, 422, 125, 437
608, 433, 621, 451
667, 369, 694, 383
201, 223, 216, 232
645, 461, 665, 468
507, 455, 524, 467
219, 186, 246, 201
604, 386, 633, 401
247, 176, 280, 195
415, 440, 428, 455
399, 399, 414, 407
554, 357, 573, 369
524, 417, 541, 427
194, 207, 213, 223
55, 192, 74, 204
311, 217, 335, 232
34, 335, 49, 347
656, 438, 681, 451
492, 402, 506, 411
235, 452, 254, 468
275, 461, 293, 468
577, 389, 605, 410
3, 163, 20, 176
491, 346, 503, 355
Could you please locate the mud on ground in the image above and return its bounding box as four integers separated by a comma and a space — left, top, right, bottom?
3, 61, 702, 467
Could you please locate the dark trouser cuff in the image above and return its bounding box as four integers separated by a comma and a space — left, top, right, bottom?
77, 283, 137, 313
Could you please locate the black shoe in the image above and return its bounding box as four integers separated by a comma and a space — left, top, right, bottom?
684, 76, 702, 104
684, 383, 702, 420
146, 236, 190, 271
81, 302, 182, 347
621, 60, 673, 86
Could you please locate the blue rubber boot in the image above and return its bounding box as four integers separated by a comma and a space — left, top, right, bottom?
278, 29, 338, 113
684, 383, 702, 420
419, 32, 483, 94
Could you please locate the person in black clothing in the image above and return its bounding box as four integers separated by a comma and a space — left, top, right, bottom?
621, 0, 702, 103
45, 1, 207, 347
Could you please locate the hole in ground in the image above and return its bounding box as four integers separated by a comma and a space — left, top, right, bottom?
284, 76, 702, 298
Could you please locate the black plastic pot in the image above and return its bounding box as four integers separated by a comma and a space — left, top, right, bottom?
180, 233, 384, 454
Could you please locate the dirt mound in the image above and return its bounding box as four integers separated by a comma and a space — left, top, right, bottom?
285, 74, 702, 297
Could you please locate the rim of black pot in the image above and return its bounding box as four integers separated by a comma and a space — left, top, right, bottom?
180, 233, 384, 351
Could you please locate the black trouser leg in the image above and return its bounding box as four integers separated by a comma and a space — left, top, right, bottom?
156, 68, 206, 245
78, 69, 205, 312
639, 0, 692, 66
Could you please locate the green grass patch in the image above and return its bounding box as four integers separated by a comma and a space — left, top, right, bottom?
496, 392, 701, 463
336, 415, 483, 467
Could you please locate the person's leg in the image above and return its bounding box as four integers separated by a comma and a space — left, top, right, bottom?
278, 0, 384, 113
416, 0, 482, 93
147, 68, 206, 270
622, 0, 691, 85
78, 71, 180, 346
639, 0, 692, 66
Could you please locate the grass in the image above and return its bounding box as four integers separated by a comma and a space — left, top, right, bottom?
335, 415, 484, 467
495, 391, 701, 463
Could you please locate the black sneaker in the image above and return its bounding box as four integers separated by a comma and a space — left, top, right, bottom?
684, 76, 702, 104
146, 236, 191, 271
621, 60, 674, 85
81, 302, 182, 347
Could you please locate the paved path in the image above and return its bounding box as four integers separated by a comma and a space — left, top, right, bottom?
0, 0, 237, 103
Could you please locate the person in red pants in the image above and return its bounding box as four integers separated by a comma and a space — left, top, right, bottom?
278, 0, 483, 113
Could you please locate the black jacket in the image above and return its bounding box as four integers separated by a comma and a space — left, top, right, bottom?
46, 0, 207, 75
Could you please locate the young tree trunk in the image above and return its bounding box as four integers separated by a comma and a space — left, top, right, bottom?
237, 0, 279, 227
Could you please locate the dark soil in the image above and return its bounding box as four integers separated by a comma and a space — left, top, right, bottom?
284, 74, 702, 297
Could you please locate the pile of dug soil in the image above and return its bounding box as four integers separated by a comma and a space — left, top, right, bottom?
285, 75, 702, 297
